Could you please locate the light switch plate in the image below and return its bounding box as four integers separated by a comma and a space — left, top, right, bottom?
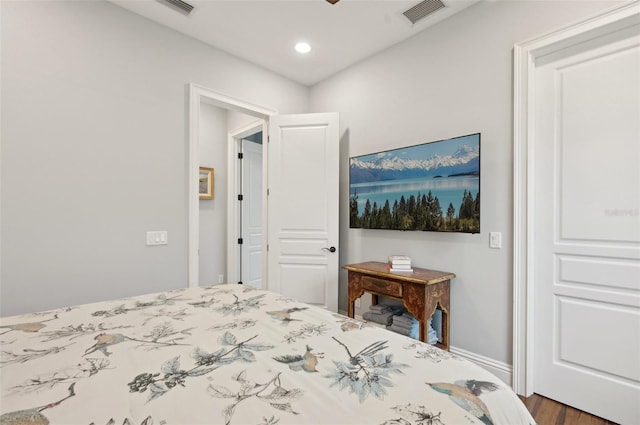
489, 231, 502, 249
146, 231, 168, 246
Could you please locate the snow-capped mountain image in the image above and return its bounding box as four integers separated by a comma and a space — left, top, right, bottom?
350, 135, 479, 184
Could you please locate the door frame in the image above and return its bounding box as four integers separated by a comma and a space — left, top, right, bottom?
227, 121, 266, 287
187, 84, 276, 288
512, 1, 640, 396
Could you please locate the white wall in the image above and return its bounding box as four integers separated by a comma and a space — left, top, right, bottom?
309, 0, 622, 365
198, 103, 227, 286
0, 0, 308, 316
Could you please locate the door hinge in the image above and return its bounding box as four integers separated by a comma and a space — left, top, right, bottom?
238, 238, 243, 245
267, 188, 270, 196
238, 194, 243, 201
266, 244, 269, 251
238, 152, 244, 159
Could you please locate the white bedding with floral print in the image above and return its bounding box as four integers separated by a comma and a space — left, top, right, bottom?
0, 284, 535, 425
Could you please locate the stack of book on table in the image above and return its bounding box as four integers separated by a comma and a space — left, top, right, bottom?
388, 255, 413, 272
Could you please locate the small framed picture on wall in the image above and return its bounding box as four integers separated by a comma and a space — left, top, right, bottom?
199, 167, 214, 200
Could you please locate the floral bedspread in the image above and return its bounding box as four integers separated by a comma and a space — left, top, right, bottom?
0, 284, 535, 425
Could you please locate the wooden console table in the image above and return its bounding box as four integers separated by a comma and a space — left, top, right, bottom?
343, 261, 455, 351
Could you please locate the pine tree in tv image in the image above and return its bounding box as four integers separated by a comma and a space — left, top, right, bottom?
349, 133, 480, 233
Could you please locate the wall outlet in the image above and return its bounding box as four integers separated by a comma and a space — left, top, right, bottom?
218, 274, 224, 284
355, 298, 361, 308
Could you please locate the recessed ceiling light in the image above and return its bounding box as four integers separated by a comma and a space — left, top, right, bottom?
295, 42, 311, 54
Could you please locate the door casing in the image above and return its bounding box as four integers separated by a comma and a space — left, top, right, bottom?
512, 1, 640, 396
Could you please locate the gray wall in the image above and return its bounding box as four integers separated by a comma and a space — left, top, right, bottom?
0, 0, 308, 316
309, 0, 621, 365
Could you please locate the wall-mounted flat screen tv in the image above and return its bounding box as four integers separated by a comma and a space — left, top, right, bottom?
349, 133, 480, 233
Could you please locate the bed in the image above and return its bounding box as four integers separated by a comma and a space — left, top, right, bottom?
0, 284, 535, 425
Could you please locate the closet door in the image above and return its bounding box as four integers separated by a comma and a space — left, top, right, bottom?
532, 28, 640, 425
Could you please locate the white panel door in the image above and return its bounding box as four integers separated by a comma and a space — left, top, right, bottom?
241, 139, 263, 289
268, 113, 339, 311
533, 31, 640, 424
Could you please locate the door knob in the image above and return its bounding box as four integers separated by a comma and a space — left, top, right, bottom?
322, 246, 337, 253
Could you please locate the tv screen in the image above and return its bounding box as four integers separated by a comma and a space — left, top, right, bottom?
349, 133, 480, 233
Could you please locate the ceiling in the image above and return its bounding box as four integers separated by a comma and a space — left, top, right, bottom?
110, 0, 480, 86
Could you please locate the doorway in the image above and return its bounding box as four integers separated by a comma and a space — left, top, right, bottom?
187, 86, 340, 311
187, 84, 275, 288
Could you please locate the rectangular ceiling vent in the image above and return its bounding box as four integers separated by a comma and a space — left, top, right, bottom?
156, 0, 195, 16
403, 0, 446, 25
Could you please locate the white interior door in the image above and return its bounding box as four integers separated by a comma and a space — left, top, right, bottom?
267, 112, 339, 311
532, 29, 640, 424
241, 138, 263, 289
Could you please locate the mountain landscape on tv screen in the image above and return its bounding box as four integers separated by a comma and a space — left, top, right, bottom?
349, 134, 480, 233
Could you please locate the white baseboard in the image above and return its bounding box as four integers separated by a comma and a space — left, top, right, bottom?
450, 346, 513, 387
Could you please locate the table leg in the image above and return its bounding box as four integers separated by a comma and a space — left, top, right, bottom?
347, 271, 364, 319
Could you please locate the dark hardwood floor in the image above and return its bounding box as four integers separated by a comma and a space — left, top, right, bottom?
519, 394, 619, 425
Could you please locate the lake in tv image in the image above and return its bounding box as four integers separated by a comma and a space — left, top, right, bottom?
349, 133, 480, 233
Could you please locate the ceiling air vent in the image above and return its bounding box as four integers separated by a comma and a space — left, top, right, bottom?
403, 0, 446, 25
156, 0, 195, 16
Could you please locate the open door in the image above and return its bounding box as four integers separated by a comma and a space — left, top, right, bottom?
267, 112, 339, 311
240, 136, 264, 289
